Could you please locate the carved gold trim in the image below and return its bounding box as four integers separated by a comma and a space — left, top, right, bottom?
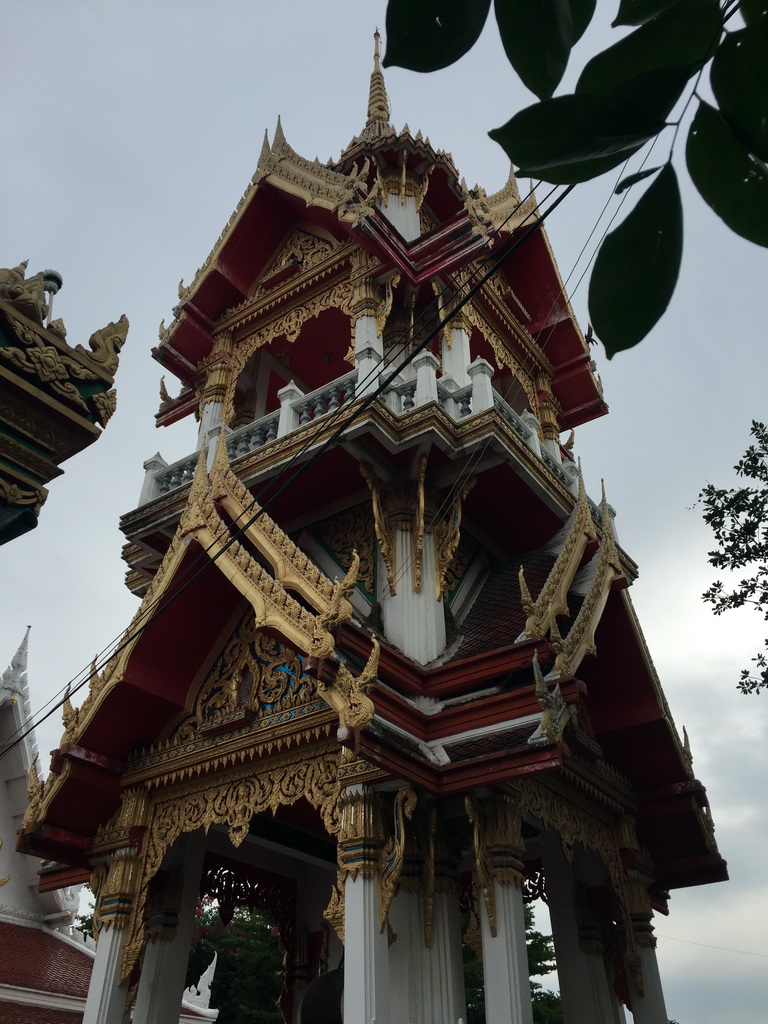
520, 466, 596, 638
551, 484, 622, 676
434, 477, 476, 599
379, 786, 418, 931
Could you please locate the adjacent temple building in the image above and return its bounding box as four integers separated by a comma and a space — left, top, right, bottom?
18, 36, 726, 1024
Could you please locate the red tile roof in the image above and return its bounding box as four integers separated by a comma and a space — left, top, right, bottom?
0, 1004, 82, 1024
0, 922, 91, 997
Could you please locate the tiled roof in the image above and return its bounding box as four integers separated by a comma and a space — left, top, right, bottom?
452, 549, 557, 661
0, 922, 91, 997
0, 1004, 82, 1024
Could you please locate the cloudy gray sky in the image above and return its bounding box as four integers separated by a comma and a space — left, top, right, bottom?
2, 4, 767, 1020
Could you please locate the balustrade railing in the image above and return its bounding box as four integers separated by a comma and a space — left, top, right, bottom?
144, 364, 579, 505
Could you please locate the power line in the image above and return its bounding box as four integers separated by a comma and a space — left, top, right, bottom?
0, 182, 574, 763
657, 933, 768, 959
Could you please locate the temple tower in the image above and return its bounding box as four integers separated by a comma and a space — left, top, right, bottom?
19, 36, 726, 1024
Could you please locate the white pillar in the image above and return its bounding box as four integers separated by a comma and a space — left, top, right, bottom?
197, 400, 223, 451
480, 879, 533, 1024
82, 922, 131, 1024
133, 830, 206, 1024
467, 357, 495, 413
355, 314, 384, 397
277, 380, 303, 436
540, 832, 619, 1024
343, 872, 391, 1024
441, 326, 471, 388
381, 530, 446, 663
520, 411, 543, 457
139, 453, 168, 505
413, 350, 440, 408
428, 890, 467, 1024
628, 941, 668, 1024
389, 889, 426, 1024
378, 194, 420, 241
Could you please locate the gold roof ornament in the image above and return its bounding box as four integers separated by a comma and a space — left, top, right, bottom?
364, 30, 392, 138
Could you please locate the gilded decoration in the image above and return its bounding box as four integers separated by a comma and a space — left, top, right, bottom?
520, 467, 597, 639
313, 504, 377, 598
375, 272, 401, 338
549, 485, 623, 676
433, 477, 476, 599
119, 742, 344, 981
441, 529, 477, 602
360, 463, 398, 596
0, 838, 10, 886
260, 228, 336, 283
465, 794, 525, 938
509, 776, 642, 987
532, 649, 569, 745
222, 264, 355, 423
318, 638, 380, 731
379, 786, 418, 930
0, 298, 127, 419
168, 613, 318, 747
22, 759, 44, 827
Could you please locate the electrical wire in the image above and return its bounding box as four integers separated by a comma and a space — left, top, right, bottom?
0, 181, 574, 762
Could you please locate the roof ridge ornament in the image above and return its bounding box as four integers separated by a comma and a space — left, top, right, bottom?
364, 30, 392, 139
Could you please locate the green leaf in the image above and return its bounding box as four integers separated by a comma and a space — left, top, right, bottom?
711, 26, 768, 163
490, 94, 663, 183
615, 166, 662, 192
384, 0, 491, 72
740, 0, 768, 26
686, 100, 768, 247
613, 0, 684, 26
578, 0, 722, 97
494, 0, 578, 100
570, 0, 598, 41
588, 164, 682, 356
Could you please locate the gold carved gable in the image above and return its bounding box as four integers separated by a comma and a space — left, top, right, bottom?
255, 228, 336, 292
169, 612, 321, 747
313, 503, 376, 600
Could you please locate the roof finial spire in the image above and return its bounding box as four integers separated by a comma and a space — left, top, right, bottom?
366, 29, 391, 134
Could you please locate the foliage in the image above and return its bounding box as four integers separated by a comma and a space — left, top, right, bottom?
463, 904, 562, 1024
186, 900, 284, 1024
700, 420, 768, 693
384, 1, 768, 357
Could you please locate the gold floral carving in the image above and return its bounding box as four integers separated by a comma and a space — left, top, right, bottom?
375, 273, 400, 339
433, 477, 476, 599
379, 786, 418, 930
413, 456, 427, 593
465, 794, 525, 937
91, 388, 117, 426
550, 485, 623, 676
0, 477, 43, 510
271, 228, 335, 278
120, 743, 343, 980
313, 505, 376, 597
74, 315, 129, 377
360, 463, 398, 596
309, 550, 360, 659
532, 649, 569, 744
223, 273, 354, 421
320, 637, 380, 732
520, 467, 596, 639
209, 432, 346, 617
22, 759, 45, 827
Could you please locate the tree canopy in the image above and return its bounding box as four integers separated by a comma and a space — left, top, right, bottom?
701, 420, 768, 693
383, 1, 768, 358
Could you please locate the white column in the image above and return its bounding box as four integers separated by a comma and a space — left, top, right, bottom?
480, 878, 533, 1024
139, 453, 168, 505
388, 889, 426, 1024
355, 314, 384, 397
413, 350, 440, 407
520, 411, 543, 457
197, 400, 223, 451
381, 530, 446, 663
133, 830, 206, 1024
277, 380, 303, 436
467, 357, 495, 413
428, 890, 466, 1024
343, 873, 391, 1024
540, 832, 619, 1024
441, 326, 471, 388
378, 194, 420, 241
82, 923, 131, 1024
628, 940, 668, 1024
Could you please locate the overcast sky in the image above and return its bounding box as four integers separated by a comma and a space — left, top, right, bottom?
2, 4, 767, 1021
